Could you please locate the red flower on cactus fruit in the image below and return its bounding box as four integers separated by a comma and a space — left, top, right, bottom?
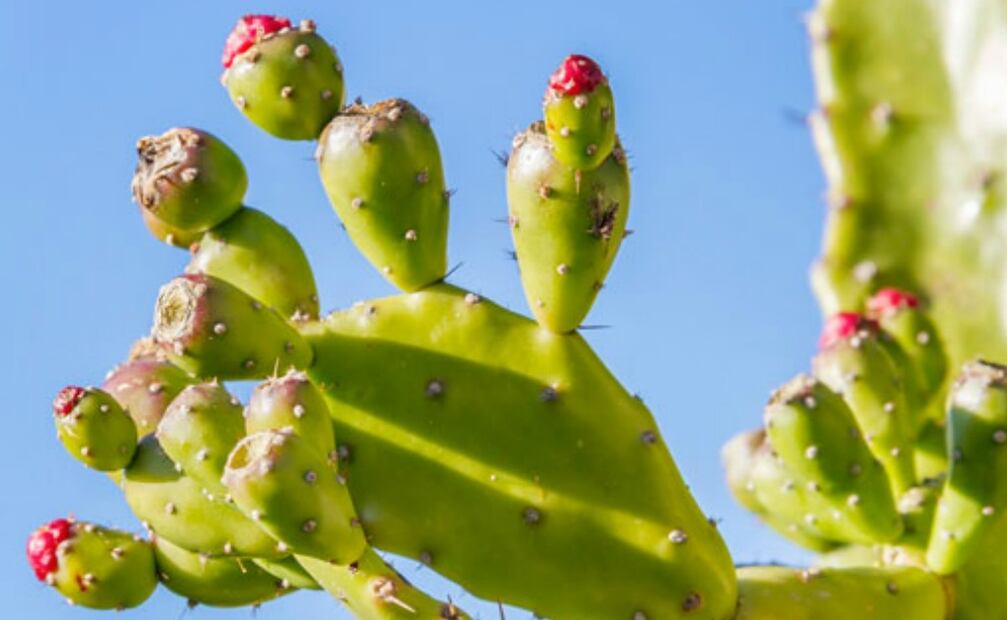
866, 287, 919, 318
53, 386, 86, 417
27, 518, 73, 581
222, 14, 293, 68
819, 312, 875, 350
548, 54, 606, 95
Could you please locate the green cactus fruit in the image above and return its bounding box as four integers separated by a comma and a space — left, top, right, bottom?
506, 121, 630, 333
140, 207, 201, 248
252, 556, 319, 591
222, 429, 366, 564
866, 288, 948, 417
812, 312, 916, 494
188, 207, 320, 320
222, 16, 345, 140
721, 428, 835, 552
153, 537, 290, 607
27, 518, 157, 610
317, 99, 449, 291
131, 128, 246, 232
102, 347, 196, 436
952, 504, 1007, 620
152, 273, 312, 380
913, 420, 948, 482
764, 375, 902, 542
927, 360, 1007, 574
734, 565, 948, 620
156, 382, 244, 495
122, 435, 282, 558
52, 386, 137, 471
543, 54, 617, 170
299, 548, 471, 619
247, 370, 335, 457
300, 283, 736, 620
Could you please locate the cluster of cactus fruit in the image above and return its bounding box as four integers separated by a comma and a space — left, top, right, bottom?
34, 2, 1007, 618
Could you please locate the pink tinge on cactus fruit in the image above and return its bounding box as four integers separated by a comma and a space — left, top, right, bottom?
27, 518, 72, 581
53, 386, 86, 417
222, 14, 293, 68
866, 287, 919, 318
819, 312, 874, 350
548, 54, 605, 95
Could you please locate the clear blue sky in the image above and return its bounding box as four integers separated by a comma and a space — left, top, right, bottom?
0, 1, 824, 617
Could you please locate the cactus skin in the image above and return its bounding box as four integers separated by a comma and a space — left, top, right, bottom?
734, 565, 948, 620
317, 99, 449, 292
764, 375, 902, 542
914, 420, 948, 482
812, 313, 916, 495
543, 55, 617, 170
53, 386, 137, 471
188, 207, 320, 320
131, 128, 246, 232
927, 360, 1007, 574
507, 122, 630, 333
122, 435, 282, 559
300, 283, 736, 620
222, 16, 344, 140
102, 351, 196, 436
153, 537, 291, 607
152, 273, 312, 380
222, 429, 366, 564
140, 207, 201, 248
247, 370, 335, 457
27, 519, 157, 610
252, 556, 319, 591
155, 383, 244, 496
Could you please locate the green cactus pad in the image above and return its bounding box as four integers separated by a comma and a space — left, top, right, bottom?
122, 435, 282, 558
223, 20, 344, 140
927, 360, 1007, 574
507, 121, 630, 333
152, 274, 312, 380
156, 382, 245, 495
223, 429, 366, 564
247, 370, 336, 457
764, 375, 902, 543
543, 56, 617, 170
102, 349, 196, 437
188, 207, 320, 320
300, 283, 736, 620
317, 99, 449, 292
131, 128, 246, 232
734, 565, 948, 620
154, 537, 290, 607
53, 387, 137, 471
913, 420, 948, 482
252, 556, 319, 591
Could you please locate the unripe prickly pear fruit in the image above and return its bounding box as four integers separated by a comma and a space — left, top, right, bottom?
223, 428, 366, 564
53, 386, 137, 471
153, 537, 291, 607
188, 207, 320, 320
140, 207, 201, 248
222, 15, 345, 140
507, 121, 630, 332
27, 518, 157, 610
927, 360, 1007, 574
813, 312, 916, 495
156, 383, 245, 495
102, 347, 196, 436
764, 375, 902, 542
247, 370, 335, 457
317, 99, 449, 291
543, 54, 616, 170
132, 128, 246, 232
152, 273, 312, 380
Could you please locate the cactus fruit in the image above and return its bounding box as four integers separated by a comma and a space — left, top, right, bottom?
187, 207, 320, 320
317, 99, 449, 291
246, 370, 335, 457
140, 207, 202, 248
53, 386, 137, 471
27, 518, 157, 610
507, 121, 630, 332
543, 54, 617, 170
131, 128, 246, 232
222, 15, 344, 140
101, 349, 196, 436
152, 273, 312, 380
222, 429, 366, 564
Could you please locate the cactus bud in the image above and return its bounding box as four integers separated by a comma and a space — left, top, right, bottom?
53, 386, 137, 471
544, 54, 617, 170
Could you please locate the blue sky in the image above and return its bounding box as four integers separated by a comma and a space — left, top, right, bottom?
1, 1, 824, 617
